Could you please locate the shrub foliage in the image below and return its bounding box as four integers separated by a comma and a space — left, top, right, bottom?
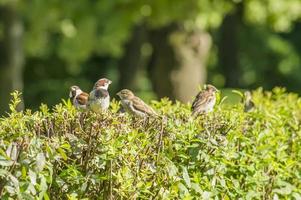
0, 88, 301, 199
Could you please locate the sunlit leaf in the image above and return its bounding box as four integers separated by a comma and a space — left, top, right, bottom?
36, 153, 46, 172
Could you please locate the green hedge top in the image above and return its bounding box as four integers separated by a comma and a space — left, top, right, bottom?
0, 88, 301, 199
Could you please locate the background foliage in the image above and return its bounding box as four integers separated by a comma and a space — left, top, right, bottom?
0, 89, 300, 199
1, 0, 301, 113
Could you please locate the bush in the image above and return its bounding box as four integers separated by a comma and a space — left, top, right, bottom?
0, 88, 301, 199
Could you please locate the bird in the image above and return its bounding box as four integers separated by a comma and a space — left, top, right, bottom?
88, 78, 112, 113
69, 85, 89, 109
116, 89, 157, 118
243, 91, 255, 112
191, 84, 218, 116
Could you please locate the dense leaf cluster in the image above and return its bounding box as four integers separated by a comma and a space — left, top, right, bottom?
0, 89, 301, 199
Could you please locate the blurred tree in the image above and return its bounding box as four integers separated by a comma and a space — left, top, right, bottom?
147, 25, 211, 102
244, 0, 301, 32
218, 4, 242, 88
213, 0, 301, 90
238, 25, 301, 90
0, 1, 24, 114
147, 24, 176, 100
118, 24, 147, 91
125, 0, 232, 102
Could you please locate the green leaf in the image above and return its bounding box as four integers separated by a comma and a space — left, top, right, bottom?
0, 169, 9, 176
0, 148, 11, 160
60, 143, 71, 150
22, 166, 27, 178
166, 159, 178, 178
0, 158, 14, 167
9, 174, 20, 192
182, 166, 191, 188
202, 191, 211, 200
273, 186, 293, 195
44, 193, 50, 200
232, 90, 243, 97
6, 186, 15, 194
40, 174, 48, 191
292, 193, 301, 200
178, 182, 189, 195
28, 170, 37, 185
6, 143, 18, 161
191, 183, 202, 194
57, 148, 68, 161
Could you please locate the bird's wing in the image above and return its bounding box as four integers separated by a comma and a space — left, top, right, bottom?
192, 91, 207, 109
250, 100, 255, 107
192, 91, 214, 112
131, 96, 157, 116
245, 100, 255, 109
76, 92, 89, 105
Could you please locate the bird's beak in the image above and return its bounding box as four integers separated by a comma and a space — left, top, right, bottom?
108, 80, 112, 85
116, 91, 121, 97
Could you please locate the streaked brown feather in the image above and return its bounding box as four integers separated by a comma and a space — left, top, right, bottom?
191, 90, 215, 115
76, 92, 89, 105
131, 96, 157, 116
243, 91, 255, 112
192, 91, 210, 108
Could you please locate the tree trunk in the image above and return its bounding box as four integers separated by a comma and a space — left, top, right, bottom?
218, 6, 242, 88
147, 25, 211, 102
0, 2, 24, 114
117, 24, 147, 91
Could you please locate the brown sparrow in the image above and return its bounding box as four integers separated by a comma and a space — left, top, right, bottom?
116, 89, 157, 117
191, 84, 218, 116
243, 91, 255, 112
69, 85, 89, 109
88, 78, 112, 112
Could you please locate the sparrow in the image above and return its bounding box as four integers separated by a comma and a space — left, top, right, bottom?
88, 78, 112, 113
191, 84, 218, 116
69, 85, 89, 109
243, 91, 255, 112
116, 89, 157, 118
